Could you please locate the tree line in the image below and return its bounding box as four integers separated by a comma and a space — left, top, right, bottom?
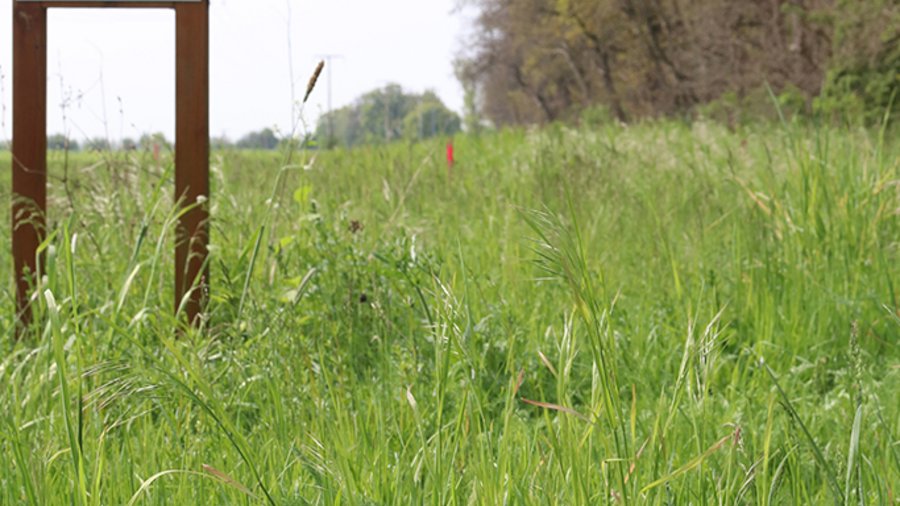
456, 0, 899, 126
22, 84, 463, 152
315, 84, 461, 148
29, 129, 284, 152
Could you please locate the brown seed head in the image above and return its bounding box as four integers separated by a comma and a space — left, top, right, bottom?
303, 60, 325, 104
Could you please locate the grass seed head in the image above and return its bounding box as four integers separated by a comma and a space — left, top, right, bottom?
303, 60, 325, 104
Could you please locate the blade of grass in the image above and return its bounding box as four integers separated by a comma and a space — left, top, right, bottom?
844, 404, 862, 505
640, 433, 731, 494
761, 358, 844, 506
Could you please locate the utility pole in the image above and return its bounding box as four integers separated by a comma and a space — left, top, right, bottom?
316, 54, 343, 147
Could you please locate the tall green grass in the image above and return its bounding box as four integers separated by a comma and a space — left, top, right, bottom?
0, 119, 897, 504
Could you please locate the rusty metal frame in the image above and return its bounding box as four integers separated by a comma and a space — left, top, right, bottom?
12, 0, 209, 330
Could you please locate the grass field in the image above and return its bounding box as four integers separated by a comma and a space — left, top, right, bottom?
0, 119, 898, 504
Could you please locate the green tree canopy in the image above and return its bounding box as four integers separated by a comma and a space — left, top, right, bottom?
84, 137, 111, 152
237, 128, 279, 150
48, 133, 79, 151
403, 92, 462, 141
139, 132, 171, 151
317, 84, 461, 148
120, 138, 137, 151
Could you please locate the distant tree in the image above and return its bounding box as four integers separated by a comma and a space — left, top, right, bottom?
85, 137, 111, 152
403, 93, 462, 140
0, 140, 9, 151
211, 135, 234, 150
454, 59, 483, 133
278, 133, 316, 151
358, 84, 415, 142
236, 128, 279, 150
321, 107, 362, 148
120, 138, 138, 151
48, 133, 79, 151
317, 84, 461, 147
47, 134, 65, 150
139, 132, 171, 151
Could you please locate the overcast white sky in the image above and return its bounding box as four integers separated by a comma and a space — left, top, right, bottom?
0, 0, 473, 142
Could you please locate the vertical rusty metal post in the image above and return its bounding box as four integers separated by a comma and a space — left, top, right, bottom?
12, 2, 47, 331
174, 1, 210, 325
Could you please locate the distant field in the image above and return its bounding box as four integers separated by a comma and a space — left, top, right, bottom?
1, 120, 898, 504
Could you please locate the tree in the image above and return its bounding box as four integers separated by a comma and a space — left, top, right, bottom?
85, 137, 111, 152
211, 135, 234, 150
356, 84, 416, 142
316, 84, 461, 147
48, 133, 79, 151
817, 0, 900, 124
139, 132, 171, 151
236, 128, 279, 150
458, 0, 876, 126
454, 59, 484, 132
403, 94, 462, 140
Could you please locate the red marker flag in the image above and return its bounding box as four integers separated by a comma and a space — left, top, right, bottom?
446, 140, 455, 167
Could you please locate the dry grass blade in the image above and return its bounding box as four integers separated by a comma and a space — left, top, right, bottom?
406, 385, 418, 411
640, 433, 732, 494
624, 438, 648, 484
537, 350, 558, 376
520, 396, 591, 423
202, 464, 256, 498
513, 368, 525, 395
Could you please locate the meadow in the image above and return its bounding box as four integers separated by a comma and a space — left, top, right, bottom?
0, 119, 898, 504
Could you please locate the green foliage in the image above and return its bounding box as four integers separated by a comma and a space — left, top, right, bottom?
83, 137, 111, 152
699, 85, 810, 126
138, 132, 171, 151
578, 104, 614, 128
402, 97, 461, 141
47, 133, 79, 151
463, 0, 897, 126
236, 128, 280, 150
0, 121, 897, 504
817, 49, 900, 125
210, 135, 234, 150
816, 0, 900, 125
454, 58, 484, 134
317, 84, 460, 148
120, 138, 138, 151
